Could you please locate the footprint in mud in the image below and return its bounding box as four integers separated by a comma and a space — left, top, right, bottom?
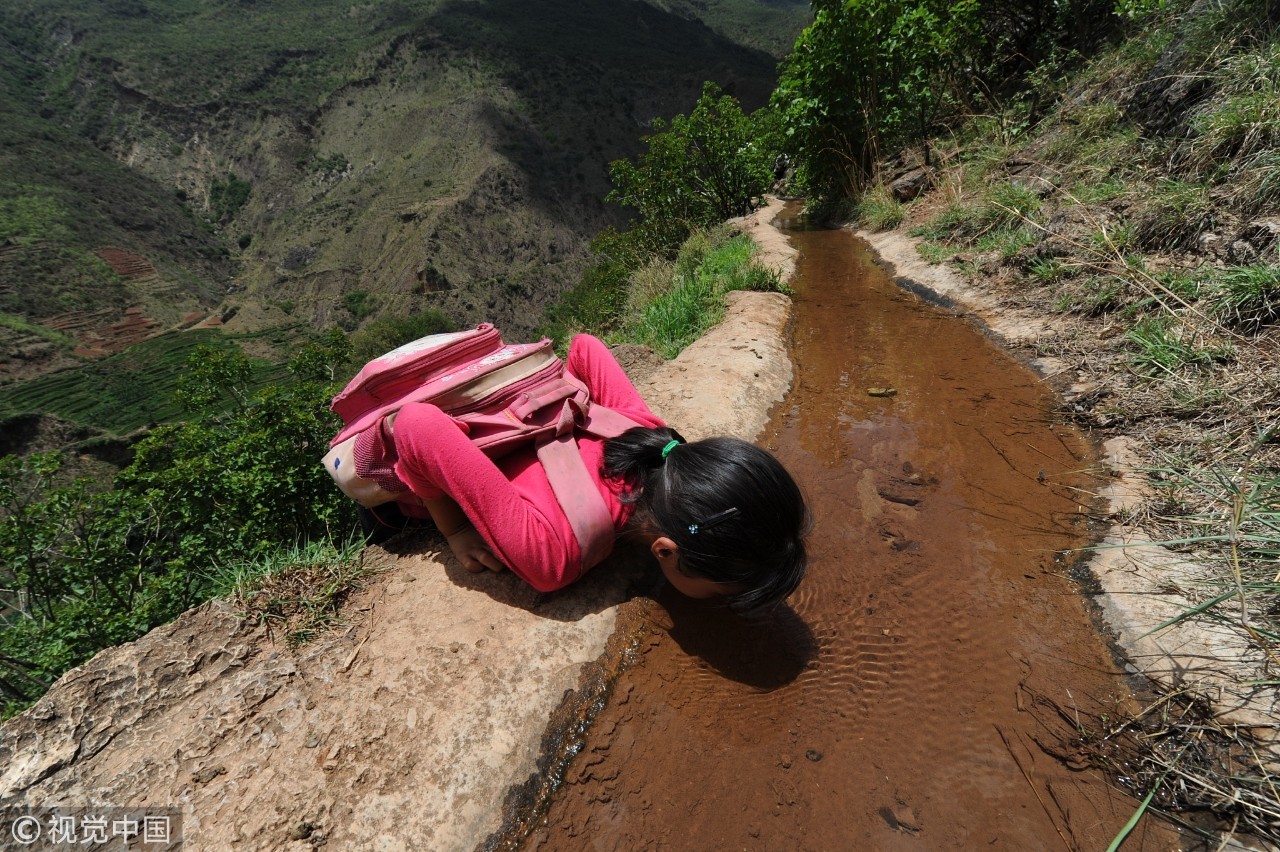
860, 462, 938, 551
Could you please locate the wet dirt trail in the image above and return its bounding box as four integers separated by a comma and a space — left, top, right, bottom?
523, 214, 1184, 849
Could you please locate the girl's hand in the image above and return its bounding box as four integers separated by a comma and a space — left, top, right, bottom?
447, 526, 507, 574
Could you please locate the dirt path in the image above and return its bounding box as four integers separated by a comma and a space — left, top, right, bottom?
522, 208, 1185, 849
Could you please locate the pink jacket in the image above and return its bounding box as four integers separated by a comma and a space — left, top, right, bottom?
384, 334, 664, 592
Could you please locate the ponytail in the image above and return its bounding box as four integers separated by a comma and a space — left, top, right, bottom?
603, 427, 809, 611
601, 426, 688, 492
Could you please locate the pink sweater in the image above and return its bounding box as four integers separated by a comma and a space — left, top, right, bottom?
388, 334, 664, 592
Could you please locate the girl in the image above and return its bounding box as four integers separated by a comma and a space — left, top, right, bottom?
353, 333, 809, 611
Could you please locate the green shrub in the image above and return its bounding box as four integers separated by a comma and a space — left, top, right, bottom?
0, 345, 351, 716
606, 83, 778, 257
209, 173, 251, 224
347, 310, 453, 366
342, 289, 376, 320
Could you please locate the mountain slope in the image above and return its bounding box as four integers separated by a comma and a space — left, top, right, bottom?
0, 0, 804, 378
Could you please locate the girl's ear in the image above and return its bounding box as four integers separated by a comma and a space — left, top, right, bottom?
650, 536, 679, 563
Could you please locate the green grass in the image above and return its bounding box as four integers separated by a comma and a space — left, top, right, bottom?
1126, 315, 1230, 376
543, 226, 789, 357
916, 241, 953, 264
626, 231, 785, 358
1206, 265, 1280, 332
975, 225, 1039, 260
912, 180, 1043, 246
853, 185, 906, 231
1054, 276, 1126, 315
0, 328, 299, 434
1029, 256, 1070, 284
1068, 175, 1129, 205
1134, 179, 1216, 252
0, 314, 75, 349
212, 536, 370, 646
1184, 40, 1280, 174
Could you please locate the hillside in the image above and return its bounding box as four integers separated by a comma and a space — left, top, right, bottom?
0, 0, 805, 399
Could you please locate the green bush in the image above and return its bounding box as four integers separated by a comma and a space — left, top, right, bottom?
772, 0, 983, 197
0, 343, 352, 717
342, 289, 376, 320
606, 82, 779, 257
346, 310, 454, 366
209, 173, 251, 224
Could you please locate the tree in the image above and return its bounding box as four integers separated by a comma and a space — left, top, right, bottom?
606, 82, 779, 257
772, 0, 981, 199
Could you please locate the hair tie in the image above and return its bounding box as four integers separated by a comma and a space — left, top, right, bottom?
660, 439, 681, 459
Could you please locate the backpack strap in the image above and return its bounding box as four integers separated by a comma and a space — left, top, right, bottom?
537, 434, 618, 572
536, 397, 644, 572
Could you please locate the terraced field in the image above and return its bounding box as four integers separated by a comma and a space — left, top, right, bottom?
0, 326, 301, 435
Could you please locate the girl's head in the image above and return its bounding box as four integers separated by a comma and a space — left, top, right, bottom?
603, 426, 809, 611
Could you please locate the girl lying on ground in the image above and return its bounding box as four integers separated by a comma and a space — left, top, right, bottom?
353, 334, 809, 611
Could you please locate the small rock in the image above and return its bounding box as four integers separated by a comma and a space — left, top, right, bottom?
779, 754, 793, 769
287, 821, 316, 841
192, 765, 227, 784
890, 167, 931, 202
805, 749, 823, 762
867, 387, 897, 397
1228, 239, 1259, 265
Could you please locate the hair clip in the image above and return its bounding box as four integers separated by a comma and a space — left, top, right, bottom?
688, 507, 740, 535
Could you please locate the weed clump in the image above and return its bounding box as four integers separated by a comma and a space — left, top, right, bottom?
217, 538, 370, 646
1208, 265, 1280, 331
853, 185, 905, 231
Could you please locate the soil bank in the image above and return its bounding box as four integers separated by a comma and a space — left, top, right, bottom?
522, 209, 1185, 849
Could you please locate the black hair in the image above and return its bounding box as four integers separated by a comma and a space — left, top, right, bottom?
603, 426, 809, 611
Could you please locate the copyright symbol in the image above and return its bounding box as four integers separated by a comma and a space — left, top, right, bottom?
10, 814, 40, 844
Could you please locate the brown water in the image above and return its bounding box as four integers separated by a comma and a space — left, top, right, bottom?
522, 214, 1185, 849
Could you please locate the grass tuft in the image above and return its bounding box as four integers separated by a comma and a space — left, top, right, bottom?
213, 537, 370, 646
1126, 315, 1230, 376
626, 231, 786, 359
853, 184, 906, 231
1134, 179, 1216, 252
1207, 265, 1280, 332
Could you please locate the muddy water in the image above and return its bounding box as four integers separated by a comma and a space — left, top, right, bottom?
524, 217, 1183, 849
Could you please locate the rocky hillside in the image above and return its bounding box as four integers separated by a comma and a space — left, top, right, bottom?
0, 0, 806, 387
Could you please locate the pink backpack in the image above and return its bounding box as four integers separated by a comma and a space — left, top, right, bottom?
323, 323, 641, 570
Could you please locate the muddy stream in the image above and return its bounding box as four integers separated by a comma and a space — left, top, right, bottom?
521, 213, 1183, 849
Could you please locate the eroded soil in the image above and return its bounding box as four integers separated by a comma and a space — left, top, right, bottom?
522, 212, 1185, 849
